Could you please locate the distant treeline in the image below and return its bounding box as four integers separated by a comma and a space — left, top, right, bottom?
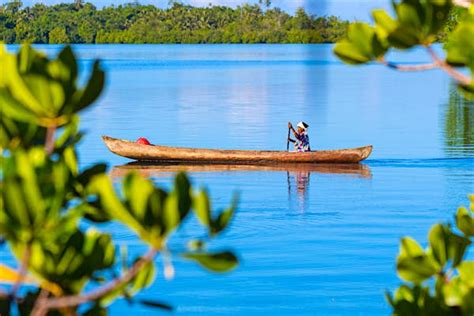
0, 1, 350, 44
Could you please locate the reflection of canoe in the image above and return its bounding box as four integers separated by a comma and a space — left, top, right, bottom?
110, 162, 372, 179
102, 136, 373, 164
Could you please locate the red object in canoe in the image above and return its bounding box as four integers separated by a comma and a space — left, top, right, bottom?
136, 137, 151, 145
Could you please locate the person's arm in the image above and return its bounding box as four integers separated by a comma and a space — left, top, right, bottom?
288, 137, 295, 143
288, 122, 298, 137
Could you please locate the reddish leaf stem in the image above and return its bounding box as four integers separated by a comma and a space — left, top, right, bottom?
45, 125, 57, 155
425, 46, 472, 86
379, 59, 438, 71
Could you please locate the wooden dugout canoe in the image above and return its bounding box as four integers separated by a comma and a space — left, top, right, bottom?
103, 136, 373, 164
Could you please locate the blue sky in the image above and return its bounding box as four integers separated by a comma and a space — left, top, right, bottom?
4, 0, 392, 20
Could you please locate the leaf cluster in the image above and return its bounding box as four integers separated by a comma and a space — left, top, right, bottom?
333, 0, 474, 98
387, 195, 474, 315
0, 44, 238, 315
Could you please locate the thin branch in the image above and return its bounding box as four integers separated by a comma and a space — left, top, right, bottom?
379, 59, 438, 71
30, 289, 50, 316
379, 48, 473, 87
9, 244, 32, 299
45, 125, 57, 155
32, 247, 157, 315
426, 46, 472, 86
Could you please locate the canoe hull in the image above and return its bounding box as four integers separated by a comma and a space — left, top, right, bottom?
102, 136, 373, 164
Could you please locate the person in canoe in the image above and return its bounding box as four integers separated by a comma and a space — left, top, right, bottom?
288, 121, 311, 152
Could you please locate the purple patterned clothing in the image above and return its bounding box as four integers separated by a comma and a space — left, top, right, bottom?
294, 131, 311, 152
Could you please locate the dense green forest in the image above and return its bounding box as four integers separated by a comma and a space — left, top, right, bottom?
0, 0, 350, 44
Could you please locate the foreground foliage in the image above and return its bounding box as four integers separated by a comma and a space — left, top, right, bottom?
0, 44, 238, 315
332, 0, 474, 314
387, 195, 474, 315
0, 1, 349, 44
333, 0, 474, 99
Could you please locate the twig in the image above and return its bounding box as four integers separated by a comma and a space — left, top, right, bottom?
9, 244, 32, 299
45, 125, 57, 155
426, 46, 472, 86
30, 289, 50, 316
379, 47, 472, 87
379, 59, 438, 71
32, 247, 157, 315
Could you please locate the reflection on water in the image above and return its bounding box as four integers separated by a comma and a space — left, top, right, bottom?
444, 87, 474, 156
111, 162, 373, 177
287, 171, 311, 212
112, 162, 372, 214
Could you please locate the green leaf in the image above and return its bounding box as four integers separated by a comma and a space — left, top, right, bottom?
193, 189, 211, 227
446, 22, 474, 71
396, 2, 422, 30
1, 44, 105, 128
334, 41, 372, 64
397, 255, 438, 283
428, 224, 449, 267
71, 60, 105, 113
211, 195, 238, 236
373, 9, 398, 40
162, 173, 192, 235
334, 22, 386, 64
387, 25, 420, 49
385, 290, 396, 307
183, 251, 238, 273
76, 163, 107, 189
76, 201, 111, 223
447, 233, 470, 267
22, 74, 65, 114
138, 299, 173, 311
399, 237, 425, 257
87, 174, 147, 238
443, 277, 464, 307
163, 192, 181, 235
0, 91, 41, 124
397, 237, 437, 283
174, 172, 192, 220
55, 115, 81, 151
1, 51, 46, 119
123, 173, 155, 222
394, 284, 416, 302
56, 45, 78, 85
129, 260, 155, 293
458, 261, 474, 287
26, 228, 115, 294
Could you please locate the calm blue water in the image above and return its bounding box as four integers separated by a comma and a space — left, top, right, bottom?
3, 44, 474, 315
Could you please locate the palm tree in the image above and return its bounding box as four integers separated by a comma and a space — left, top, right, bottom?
74, 0, 84, 10
258, 0, 271, 9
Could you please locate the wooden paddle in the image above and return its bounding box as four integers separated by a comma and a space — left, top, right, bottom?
286, 127, 291, 151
